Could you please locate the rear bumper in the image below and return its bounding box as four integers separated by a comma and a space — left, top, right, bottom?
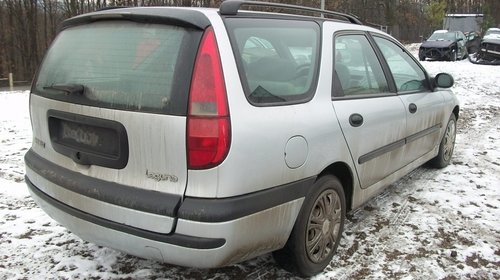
26, 177, 224, 249
25, 149, 311, 267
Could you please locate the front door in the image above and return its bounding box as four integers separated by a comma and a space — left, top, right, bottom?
372, 36, 446, 165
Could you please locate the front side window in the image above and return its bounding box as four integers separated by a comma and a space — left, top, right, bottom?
34, 21, 193, 114
373, 36, 428, 92
226, 18, 320, 105
334, 34, 389, 97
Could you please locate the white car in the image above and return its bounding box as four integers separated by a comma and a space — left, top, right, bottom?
25, 0, 459, 276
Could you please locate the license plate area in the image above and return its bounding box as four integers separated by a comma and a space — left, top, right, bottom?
48, 110, 129, 169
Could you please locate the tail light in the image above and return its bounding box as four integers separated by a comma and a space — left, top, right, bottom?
187, 26, 230, 169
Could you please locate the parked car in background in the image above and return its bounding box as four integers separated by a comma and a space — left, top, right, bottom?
419, 30, 467, 61
477, 28, 500, 62
464, 31, 481, 53
24, 0, 459, 277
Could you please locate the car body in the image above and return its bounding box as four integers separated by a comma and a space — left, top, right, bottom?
25, 0, 459, 276
478, 28, 500, 62
419, 30, 467, 61
464, 31, 481, 53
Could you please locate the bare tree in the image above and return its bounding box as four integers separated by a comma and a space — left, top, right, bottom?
0, 0, 498, 82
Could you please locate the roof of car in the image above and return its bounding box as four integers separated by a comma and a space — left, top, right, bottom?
61, 4, 368, 33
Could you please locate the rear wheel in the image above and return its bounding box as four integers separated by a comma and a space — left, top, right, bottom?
273, 175, 346, 277
429, 114, 456, 168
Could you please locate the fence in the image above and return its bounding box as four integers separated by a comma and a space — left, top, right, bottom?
0, 73, 29, 91
0, 73, 14, 90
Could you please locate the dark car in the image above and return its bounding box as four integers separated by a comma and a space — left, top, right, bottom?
478, 28, 500, 62
419, 30, 467, 61
465, 31, 481, 53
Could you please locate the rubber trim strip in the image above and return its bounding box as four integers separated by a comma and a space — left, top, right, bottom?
406, 124, 442, 144
26, 149, 315, 223
358, 139, 405, 164
25, 149, 180, 216
26, 177, 225, 249
359, 123, 442, 164
178, 176, 315, 223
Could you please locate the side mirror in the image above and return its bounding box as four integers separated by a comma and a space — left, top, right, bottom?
434, 73, 454, 88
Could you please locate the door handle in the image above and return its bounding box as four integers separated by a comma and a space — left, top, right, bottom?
409, 103, 417, 114
349, 113, 363, 127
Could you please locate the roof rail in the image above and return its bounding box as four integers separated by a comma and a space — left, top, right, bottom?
97, 6, 129, 11
219, 0, 362, 25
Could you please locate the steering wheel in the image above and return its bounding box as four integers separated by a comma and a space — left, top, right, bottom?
294, 63, 311, 79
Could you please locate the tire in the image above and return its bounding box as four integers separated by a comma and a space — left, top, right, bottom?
429, 114, 457, 168
450, 50, 457, 62
273, 175, 346, 277
419, 55, 425, 61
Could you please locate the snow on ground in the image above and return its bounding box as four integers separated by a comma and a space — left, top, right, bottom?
0, 47, 499, 279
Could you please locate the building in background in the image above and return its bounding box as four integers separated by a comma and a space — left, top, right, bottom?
443, 14, 484, 33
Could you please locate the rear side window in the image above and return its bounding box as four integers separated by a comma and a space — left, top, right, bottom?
34, 21, 196, 115
225, 18, 320, 105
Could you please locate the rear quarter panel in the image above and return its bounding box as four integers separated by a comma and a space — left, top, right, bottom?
185, 15, 356, 198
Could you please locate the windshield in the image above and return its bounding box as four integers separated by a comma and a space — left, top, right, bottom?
34, 21, 194, 114
428, 32, 456, 41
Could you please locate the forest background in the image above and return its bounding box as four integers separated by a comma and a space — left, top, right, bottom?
1, 0, 499, 82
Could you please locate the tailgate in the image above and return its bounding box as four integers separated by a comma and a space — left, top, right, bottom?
26, 13, 209, 234
28, 95, 188, 234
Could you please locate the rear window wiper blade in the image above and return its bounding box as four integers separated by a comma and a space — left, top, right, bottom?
43, 84, 84, 95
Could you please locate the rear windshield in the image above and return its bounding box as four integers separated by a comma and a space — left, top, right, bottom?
34, 21, 197, 115
225, 18, 320, 105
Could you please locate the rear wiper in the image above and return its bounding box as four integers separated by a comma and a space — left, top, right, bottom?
43, 84, 84, 95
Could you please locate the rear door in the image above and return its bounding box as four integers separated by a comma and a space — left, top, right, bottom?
332, 33, 407, 189
30, 17, 205, 233
372, 35, 445, 165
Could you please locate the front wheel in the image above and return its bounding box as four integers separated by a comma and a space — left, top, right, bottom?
450, 50, 457, 61
273, 175, 346, 277
429, 114, 457, 168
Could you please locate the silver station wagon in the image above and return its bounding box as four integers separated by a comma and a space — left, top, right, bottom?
25, 0, 459, 276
